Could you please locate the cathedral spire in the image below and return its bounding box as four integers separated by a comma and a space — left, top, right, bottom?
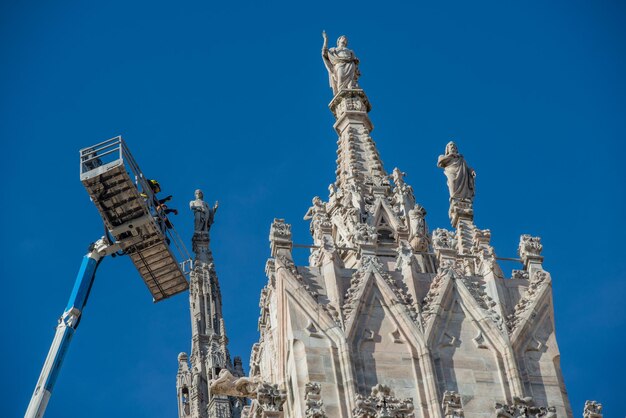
322, 31, 386, 195
319, 33, 431, 270
176, 190, 243, 418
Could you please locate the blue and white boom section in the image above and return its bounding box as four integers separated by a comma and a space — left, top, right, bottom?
24, 238, 119, 418
25, 136, 192, 418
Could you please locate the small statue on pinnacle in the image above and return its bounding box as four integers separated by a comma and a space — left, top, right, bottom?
189, 189, 219, 259
321, 31, 361, 95
190, 189, 218, 236
437, 141, 476, 203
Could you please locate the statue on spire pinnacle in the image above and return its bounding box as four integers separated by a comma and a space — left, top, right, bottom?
438, 142, 476, 226
190, 189, 218, 260
190, 189, 218, 236
437, 142, 476, 202
322, 31, 361, 95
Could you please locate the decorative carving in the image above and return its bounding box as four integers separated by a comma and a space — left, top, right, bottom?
352, 384, 414, 418
304, 382, 327, 418
438, 259, 465, 280
391, 168, 416, 213
355, 223, 378, 245
518, 235, 543, 258
441, 390, 464, 417
342, 255, 418, 324
256, 383, 287, 413
448, 199, 474, 225
210, 369, 260, 398
422, 258, 502, 330
583, 400, 602, 418
421, 263, 458, 323
458, 275, 503, 331
395, 240, 414, 271
495, 396, 556, 417
362, 255, 385, 273
265, 258, 276, 285
249, 343, 261, 377
321, 31, 361, 95
506, 270, 550, 334
471, 229, 491, 255
210, 370, 286, 417
269, 219, 292, 258
342, 255, 382, 319
383, 272, 419, 324
511, 270, 529, 280
432, 228, 457, 251
270, 218, 291, 239
258, 286, 271, 332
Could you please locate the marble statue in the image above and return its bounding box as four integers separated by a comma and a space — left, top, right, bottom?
408, 205, 428, 252
321, 31, 360, 94
437, 141, 476, 201
189, 189, 218, 235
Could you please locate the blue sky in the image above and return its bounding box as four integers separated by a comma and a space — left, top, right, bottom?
1, 1, 624, 417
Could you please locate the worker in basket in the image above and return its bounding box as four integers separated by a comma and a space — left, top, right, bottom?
142, 179, 179, 238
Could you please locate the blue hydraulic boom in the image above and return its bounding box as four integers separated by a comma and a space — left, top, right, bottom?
25, 136, 191, 418
24, 238, 119, 418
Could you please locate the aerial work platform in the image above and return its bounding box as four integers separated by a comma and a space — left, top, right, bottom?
79, 136, 190, 301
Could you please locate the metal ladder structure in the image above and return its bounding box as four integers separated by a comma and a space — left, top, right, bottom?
25, 136, 191, 418
79, 136, 190, 300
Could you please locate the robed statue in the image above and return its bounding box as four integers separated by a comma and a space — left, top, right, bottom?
437, 142, 476, 202
321, 31, 360, 95
189, 189, 218, 235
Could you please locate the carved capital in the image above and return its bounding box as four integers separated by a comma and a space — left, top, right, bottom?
256, 383, 287, 412
329, 89, 372, 118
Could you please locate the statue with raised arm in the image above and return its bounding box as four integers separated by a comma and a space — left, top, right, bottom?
322, 31, 360, 95
437, 141, 476, 202
189, 189, 219, 235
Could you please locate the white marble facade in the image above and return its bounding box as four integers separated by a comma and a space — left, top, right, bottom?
178, 34, 596, 418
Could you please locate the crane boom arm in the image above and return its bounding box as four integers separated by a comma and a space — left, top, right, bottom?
25, 238, 117, 418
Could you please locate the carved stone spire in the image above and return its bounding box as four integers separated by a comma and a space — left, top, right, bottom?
318, 33, 437, 278
177, 191, 242, 418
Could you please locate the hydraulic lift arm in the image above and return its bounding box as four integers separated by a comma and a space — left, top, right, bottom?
25, 237, 119, 418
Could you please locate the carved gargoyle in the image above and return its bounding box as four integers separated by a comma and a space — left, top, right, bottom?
209, 369, 259, 398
